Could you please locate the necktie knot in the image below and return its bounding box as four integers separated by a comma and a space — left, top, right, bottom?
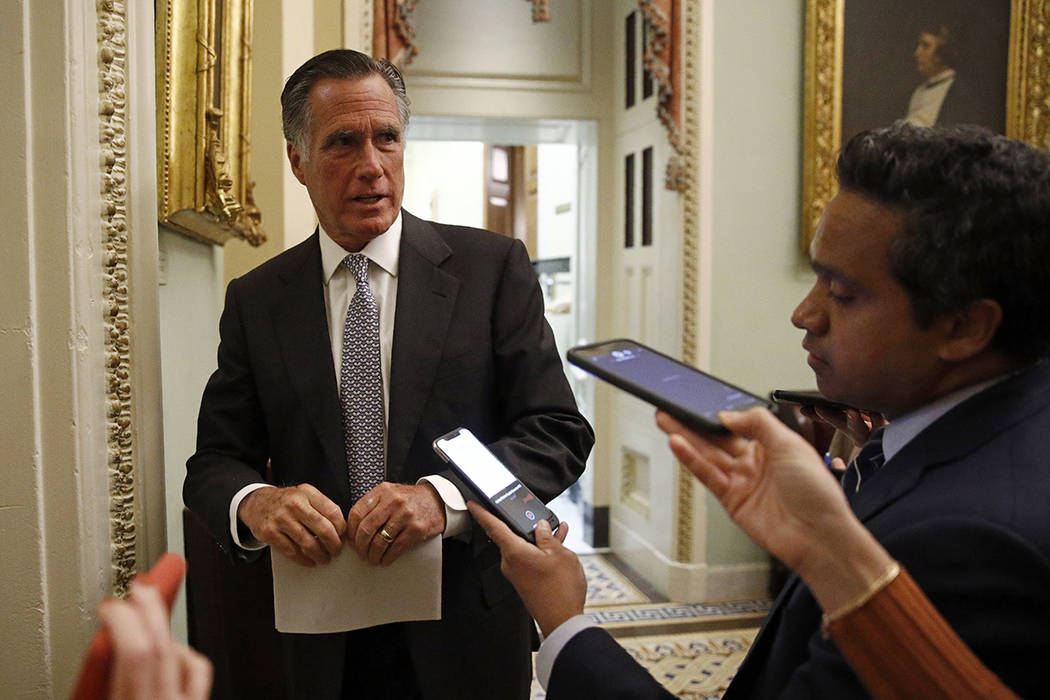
844, 427, 887, 496
344, 253, 370, 284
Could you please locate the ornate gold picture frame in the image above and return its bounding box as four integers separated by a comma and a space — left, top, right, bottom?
801, 0, 1049, 252
156, 0, 265, 246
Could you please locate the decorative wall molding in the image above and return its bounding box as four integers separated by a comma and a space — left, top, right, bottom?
156, 0, 265, 247
344, 0, 374, 52
98, 0, 136, 594
1016, 0, 1050, 149
674, 0, 701, 564
406, 0, 591, 92
612, 517, 768, 601
620, 446, 651, 516
528, 0, 552, 22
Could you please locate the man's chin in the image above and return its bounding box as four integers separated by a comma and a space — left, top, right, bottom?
328, 215, 396, 248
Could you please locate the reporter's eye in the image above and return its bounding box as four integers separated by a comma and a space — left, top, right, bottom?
828, 288, 854, 304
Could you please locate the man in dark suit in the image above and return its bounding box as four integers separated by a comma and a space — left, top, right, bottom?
183, 49, 593, 700
473, 124, 1050, 698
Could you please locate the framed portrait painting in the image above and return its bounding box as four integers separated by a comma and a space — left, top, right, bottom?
156, 0, 266, 246
801, 0, 1050, 252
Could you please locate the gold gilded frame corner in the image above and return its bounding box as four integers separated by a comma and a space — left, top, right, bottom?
801, 0, 1046, 253
156, 0, 265, 247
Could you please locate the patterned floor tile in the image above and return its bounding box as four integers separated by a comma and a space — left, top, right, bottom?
581, 554, 651, 607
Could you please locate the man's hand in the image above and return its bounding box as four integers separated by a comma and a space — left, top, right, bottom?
237, 484, 346, 567
346, 482, 446, 566
467, 502, 585, 637
655, 408, 858, 573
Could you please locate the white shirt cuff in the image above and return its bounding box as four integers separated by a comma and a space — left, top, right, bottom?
229, 483, 272, 551
418, 474, 470, 537
535, 614, 595, 690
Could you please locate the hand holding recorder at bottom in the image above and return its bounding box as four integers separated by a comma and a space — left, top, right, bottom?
467, 502, 583, 637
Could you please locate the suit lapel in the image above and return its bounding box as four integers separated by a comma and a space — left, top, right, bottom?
731, 362, 1050, 695
852, 361, 1050, 523
269, 232, 348, 492
387, 212, 458, 478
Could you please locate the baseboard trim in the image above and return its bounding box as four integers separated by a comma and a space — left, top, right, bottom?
610, 518, 770, 602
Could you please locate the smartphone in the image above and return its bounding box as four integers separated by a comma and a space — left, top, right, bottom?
770, 389, 857, 413
566, 339, 771, 433
432, 427, 559, 542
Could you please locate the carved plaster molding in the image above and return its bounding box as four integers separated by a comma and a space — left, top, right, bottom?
98, 0, 136, 594
356, 0, 373, 52
620, 447, 651, 516
1017, 0, 1050, 149
675, 0, 701, 563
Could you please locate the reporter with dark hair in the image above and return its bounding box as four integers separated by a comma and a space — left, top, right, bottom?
474, 124, 1050, 698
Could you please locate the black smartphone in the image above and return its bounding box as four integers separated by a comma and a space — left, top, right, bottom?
770, 389, 857, 413
432, 427, 559, 543
566, 338, 771, 433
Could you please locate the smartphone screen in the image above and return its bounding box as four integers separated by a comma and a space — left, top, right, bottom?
433, 428, 558, 540
568, 339, 769, 431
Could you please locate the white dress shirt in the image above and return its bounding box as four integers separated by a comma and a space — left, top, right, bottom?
229, 215, 468, 549
906, 68, 956, 127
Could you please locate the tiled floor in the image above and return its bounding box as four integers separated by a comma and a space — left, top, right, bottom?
528, 553, 769, 699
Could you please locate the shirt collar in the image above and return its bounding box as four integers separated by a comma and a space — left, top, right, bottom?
924, 68, 956, 88
319, 212, 402, 284
882, 373, 1003, 462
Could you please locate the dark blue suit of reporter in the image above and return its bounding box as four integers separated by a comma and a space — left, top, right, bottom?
546, 125, 1050, 699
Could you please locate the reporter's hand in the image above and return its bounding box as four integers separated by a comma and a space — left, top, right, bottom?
99, 583, 212, 700
801, 406, 888, 448
468, 502, 585, 636
655, 408, 857, 572
346, 482, 446, 566
237, 484, 346, 567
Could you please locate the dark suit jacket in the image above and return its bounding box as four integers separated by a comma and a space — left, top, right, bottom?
935, 76, 1006, 134
184, 211, 593, 699
548, 361, 1050, 699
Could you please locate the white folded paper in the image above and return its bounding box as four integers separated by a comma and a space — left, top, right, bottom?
271, 536, 442, 634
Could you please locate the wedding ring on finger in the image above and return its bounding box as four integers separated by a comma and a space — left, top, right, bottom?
379, 528, 395, 543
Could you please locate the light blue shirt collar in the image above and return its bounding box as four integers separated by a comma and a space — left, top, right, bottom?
882, 375, 1004, 463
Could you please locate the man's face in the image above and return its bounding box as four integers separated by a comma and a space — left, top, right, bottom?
791, 191, 950, 418
914, 33, 947, 80
287, 75, 405, 252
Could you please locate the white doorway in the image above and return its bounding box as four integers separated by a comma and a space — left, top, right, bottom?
404, 116, 599, 551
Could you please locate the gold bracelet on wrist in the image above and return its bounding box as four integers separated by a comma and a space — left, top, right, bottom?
820, 561, 901, 636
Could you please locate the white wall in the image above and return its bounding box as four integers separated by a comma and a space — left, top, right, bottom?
158, 229, 224, 642
1, 0, 164, 694
705, 0, 816, 567
403, 141, 485, 226
536, 144, 579, 261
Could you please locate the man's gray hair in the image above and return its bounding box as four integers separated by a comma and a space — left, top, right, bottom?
281, 49, 410, 156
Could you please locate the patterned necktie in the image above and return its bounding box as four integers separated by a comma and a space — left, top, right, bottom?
842, 427, 886, 498
340, 253, 386, 504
